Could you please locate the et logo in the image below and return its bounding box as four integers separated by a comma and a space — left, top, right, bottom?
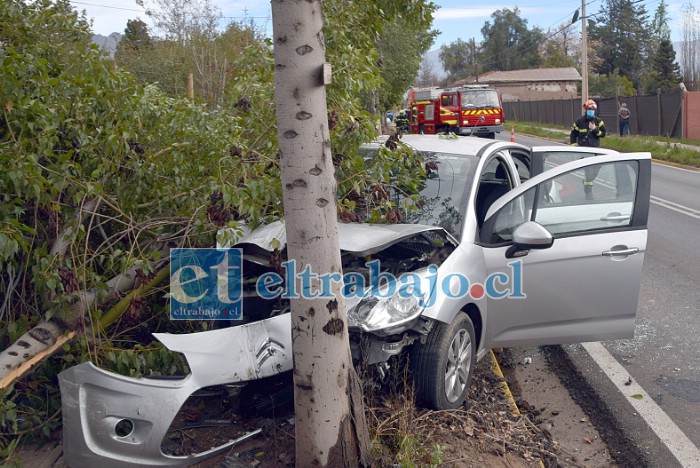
169, 248, 243, 320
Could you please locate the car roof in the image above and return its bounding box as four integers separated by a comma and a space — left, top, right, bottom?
365, 134, 501, 157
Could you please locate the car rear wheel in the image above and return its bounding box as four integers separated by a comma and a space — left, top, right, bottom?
410, 314, 476, 410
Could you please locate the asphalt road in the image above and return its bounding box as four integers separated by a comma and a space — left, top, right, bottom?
499, 131, 700, 464
612, 162, 700, 445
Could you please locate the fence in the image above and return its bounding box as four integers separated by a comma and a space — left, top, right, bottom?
503, 91, 694, 139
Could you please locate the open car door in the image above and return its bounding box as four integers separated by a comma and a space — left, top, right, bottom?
529, 146, 620, 176
479, 152, 651, 348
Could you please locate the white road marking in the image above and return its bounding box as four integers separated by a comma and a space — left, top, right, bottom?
582, 342, 700, 467
650, 196, 700, 219
653, 161, 700, 174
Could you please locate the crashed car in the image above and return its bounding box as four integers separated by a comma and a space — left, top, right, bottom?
59, 135, 651, 466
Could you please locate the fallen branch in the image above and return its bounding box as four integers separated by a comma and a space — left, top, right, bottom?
98, 265, 170, 328
0, 318, 77, 383
0, 260, 170, 383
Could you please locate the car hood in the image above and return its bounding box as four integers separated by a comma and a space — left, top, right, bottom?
230, 220, 449, 256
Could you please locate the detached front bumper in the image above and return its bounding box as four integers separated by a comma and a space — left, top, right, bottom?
58, 314, 292, 467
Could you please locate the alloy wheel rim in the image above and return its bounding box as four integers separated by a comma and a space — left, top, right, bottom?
444, 329, 472, 403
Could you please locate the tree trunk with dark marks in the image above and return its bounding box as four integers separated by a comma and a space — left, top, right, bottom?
271, 1, 370, 466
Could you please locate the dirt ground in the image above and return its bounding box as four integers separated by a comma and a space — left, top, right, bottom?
14, 348, 616, 467
180, 357, 552, 468
498, 347, 617, 467
175, 352, 595, 467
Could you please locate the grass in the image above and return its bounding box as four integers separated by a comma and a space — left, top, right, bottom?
508, 120, 700, 168
362, 361, 445, 467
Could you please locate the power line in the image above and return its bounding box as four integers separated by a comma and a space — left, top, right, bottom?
459, 0, 666, 74
69, 1, 146, 13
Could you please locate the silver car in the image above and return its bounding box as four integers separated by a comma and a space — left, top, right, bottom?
59, 134, 650, 466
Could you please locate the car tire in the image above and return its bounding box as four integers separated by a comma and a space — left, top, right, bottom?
410, 313, 476, 410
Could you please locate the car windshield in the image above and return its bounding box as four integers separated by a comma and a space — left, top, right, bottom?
400, 151, 476, 239
461, 90, 500, 109
359, 145, 477, 240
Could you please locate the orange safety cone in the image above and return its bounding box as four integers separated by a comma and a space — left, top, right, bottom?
510, 126, 515, 142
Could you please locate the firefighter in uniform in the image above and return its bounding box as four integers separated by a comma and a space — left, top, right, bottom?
570, 99, 606, 199
395, 109, 410, 134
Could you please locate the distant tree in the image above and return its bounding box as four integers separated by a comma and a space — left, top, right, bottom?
416, 55, 439, 86
439, 38, 479, 83
118, 19, 152, 55
588, 0, 649, 88
589, 69, 635, 97
649, 0, 672, 56
540, 23, 579, 68
376, 3, 438, 110
136, 0, 219, 45
680, 2, 700, 90
644, 38, 682, 93
480, 8, 543, 72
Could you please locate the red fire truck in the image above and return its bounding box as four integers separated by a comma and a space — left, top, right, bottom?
408, 85, 505, 138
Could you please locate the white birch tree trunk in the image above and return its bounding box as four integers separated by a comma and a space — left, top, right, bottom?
270, 0, 370, 465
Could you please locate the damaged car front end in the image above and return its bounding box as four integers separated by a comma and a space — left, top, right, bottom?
58, 221, 459, 466
59, 134, 652, 465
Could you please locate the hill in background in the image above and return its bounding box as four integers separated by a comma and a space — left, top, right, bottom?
91, 32, 122, 58
422, 48, 446, 79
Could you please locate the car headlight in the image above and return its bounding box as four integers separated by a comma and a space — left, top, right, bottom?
495, 118, 501, 124
348, 293, 423, 334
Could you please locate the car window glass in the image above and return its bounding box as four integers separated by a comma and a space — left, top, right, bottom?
512, 153, 531, 181
402, 152, 475, 239
476, 156, 513, 226
486, 160, 639, 243
534, 161, 638, 235
541, 151, 607, 172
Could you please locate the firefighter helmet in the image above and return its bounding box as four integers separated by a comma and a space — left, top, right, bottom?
584, 99, 597, 110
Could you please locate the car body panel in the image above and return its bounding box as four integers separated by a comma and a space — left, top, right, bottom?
58, 313, 292, 467
228, 219, 450, 257
482, 229, 646, 348
480, 152, 651, 348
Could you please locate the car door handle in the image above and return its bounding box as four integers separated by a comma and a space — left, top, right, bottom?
600, 214, 631, 222
602, 248, 639, 257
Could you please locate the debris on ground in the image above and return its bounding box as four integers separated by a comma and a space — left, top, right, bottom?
180, 358, 571, 467
15, 353, 586, 467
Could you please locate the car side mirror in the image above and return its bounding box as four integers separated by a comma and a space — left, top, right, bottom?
506, 221, 553, 258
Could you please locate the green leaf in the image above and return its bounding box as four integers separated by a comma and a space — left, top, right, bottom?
271, 238, 281, 250
630, 394, 643, 400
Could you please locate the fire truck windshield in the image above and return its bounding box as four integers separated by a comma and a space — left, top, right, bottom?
460, 90, 500, 109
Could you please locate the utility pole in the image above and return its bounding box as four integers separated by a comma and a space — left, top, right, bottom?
581, 0, 588, 107
187, 73, 194, 103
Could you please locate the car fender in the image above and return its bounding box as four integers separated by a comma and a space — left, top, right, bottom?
421, 242, 488, 328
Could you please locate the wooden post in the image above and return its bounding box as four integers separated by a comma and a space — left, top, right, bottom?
657, 88, 663, 136
187, 73, 194, 103
616, 92, 620, 136
634, 93, 639, 135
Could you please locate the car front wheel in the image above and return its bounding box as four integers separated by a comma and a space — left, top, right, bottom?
411, 314, 476, 410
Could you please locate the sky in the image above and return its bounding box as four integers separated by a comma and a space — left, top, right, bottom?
69, 0, 687, 48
